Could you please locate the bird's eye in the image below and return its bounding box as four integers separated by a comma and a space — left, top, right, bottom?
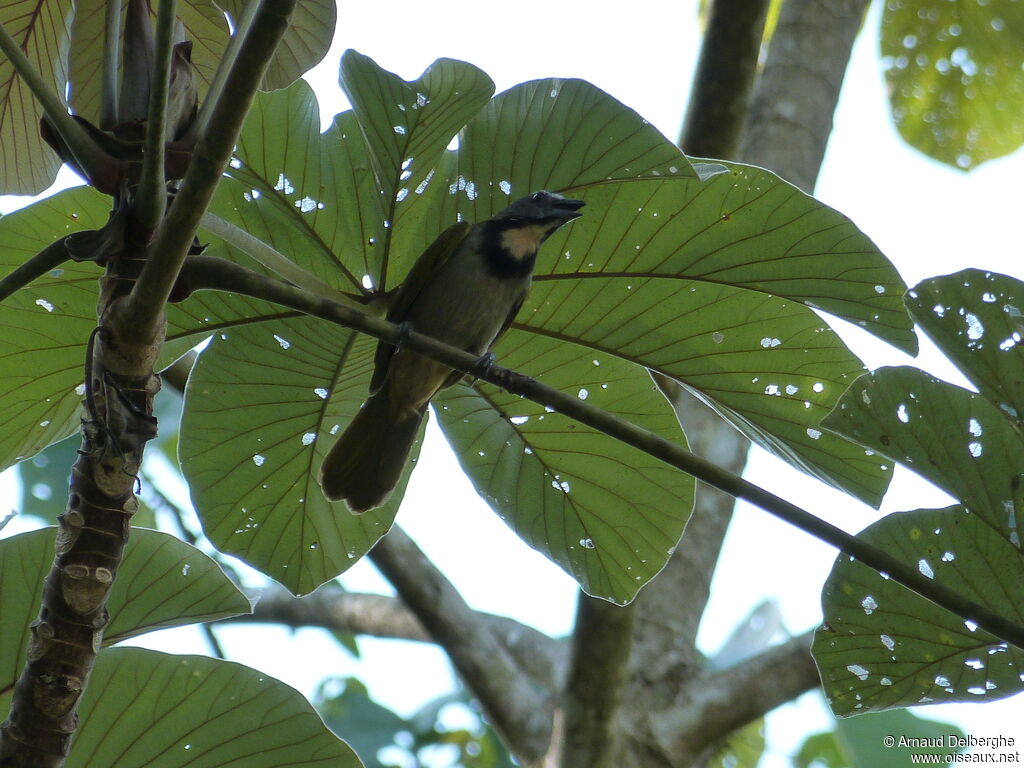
531, 191, 546, 201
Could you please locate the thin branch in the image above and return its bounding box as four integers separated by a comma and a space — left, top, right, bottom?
234, 587, 432, 639
0, 239, 71, 302
560, 595, 635, 768
180, 254, 1024, 652
651, 632, 818, 763
678, 0, 771, 158
100, 0, 123, 130
188, 0, 260, 143
134, 0, 177, 232
219, 586, 568, 691
201, 626, 225, 659
199, 212, 358, 305
119, 0, 296, 344
0, 21, 119, 191
370, 526, 554, 763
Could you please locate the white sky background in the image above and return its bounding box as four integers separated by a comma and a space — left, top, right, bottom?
2, 0, 1024, 764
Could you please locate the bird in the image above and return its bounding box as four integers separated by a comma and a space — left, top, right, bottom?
319, 190, 585, 513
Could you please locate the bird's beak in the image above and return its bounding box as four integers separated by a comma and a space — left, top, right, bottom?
551, 197, 586, 221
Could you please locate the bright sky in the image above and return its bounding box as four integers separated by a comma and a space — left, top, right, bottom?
2, 0, 1023, 764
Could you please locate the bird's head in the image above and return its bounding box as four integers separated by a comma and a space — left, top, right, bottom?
489, 191, 585, 261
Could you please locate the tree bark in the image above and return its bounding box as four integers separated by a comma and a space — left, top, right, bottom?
222, 586, 569, 693
560, 595, 635, 768
650, 632, 818, 763
679, 0, 771, 158
740, 0, 870, 192
370, 526, 554, 763
0, 251, 162, 768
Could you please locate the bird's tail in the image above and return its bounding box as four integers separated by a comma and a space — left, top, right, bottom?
318, 392, 423, 513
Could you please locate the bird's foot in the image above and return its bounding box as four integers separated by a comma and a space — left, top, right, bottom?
470, 352, 514, 390
469, 352, 496, 380
394, 321, 413, 350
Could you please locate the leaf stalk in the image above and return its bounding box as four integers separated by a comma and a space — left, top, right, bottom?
100, 0, 123, 129
0, 21, 117, 191
134, 0, 177, 232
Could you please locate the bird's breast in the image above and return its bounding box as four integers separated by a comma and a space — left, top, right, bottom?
405, 257, 528, 352
383, 257, 529, 417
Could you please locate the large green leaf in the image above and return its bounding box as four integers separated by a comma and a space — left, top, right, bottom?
813, 504, 1024, 715
824, 366, 1022, 534
542, 169, 916, 354
0, 0, 71, 193
64, 649, 360, 767
179, 316, 407, 595
435, 331, 694, 604
0, 184, 285, 469
815, 272, 1024, 715
340, 50, 494, 273
817, 363, 1024, 714
217, 0, 336, 91
206, 79, 386, 296
0, 527, 250, 696
387, 76, 700, 282
906, 269, 1024, 422
881, 0, 1024, 169
0, 186, 106, 470
68, 0, 336, 129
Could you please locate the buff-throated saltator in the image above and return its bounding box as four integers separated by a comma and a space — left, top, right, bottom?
319, 190, 585, 512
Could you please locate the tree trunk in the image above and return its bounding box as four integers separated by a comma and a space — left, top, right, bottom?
0, 261, 163, 767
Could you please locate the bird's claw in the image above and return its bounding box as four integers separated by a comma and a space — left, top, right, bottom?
394, 321, 413, 350
470, 352, 497, 380
470, 352, 514, 390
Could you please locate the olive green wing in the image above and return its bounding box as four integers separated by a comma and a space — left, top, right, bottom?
370, 221, 473, 394
438, 287, 528, 390
493, 291, 528, 349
